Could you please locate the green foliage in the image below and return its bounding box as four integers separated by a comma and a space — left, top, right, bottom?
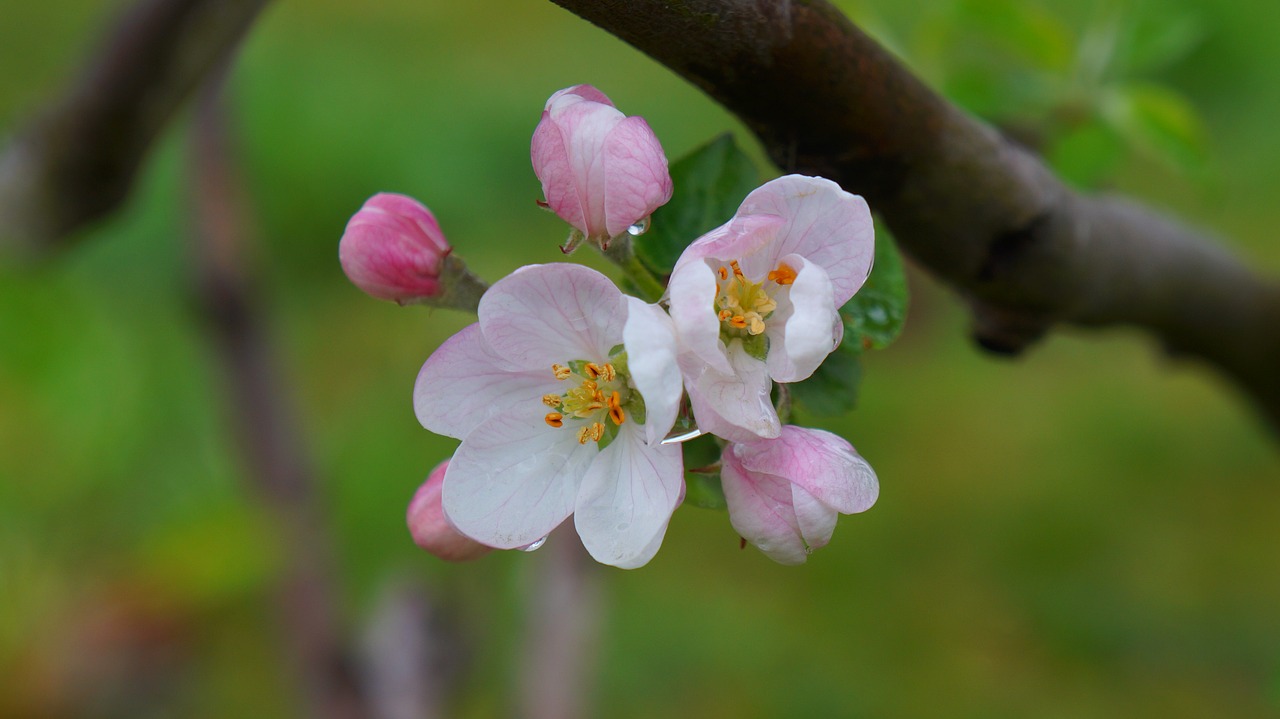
840, 228, 909, 353
681, 433, 726, 510
789, 344, 863, 416
636, 133, 759, 275
1102, 82, 1208, 175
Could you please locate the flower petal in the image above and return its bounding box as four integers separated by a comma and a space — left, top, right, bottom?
531, 109, 588, 234
622, 297, 682, 445
602, 115, 673, 238
667, 259, 733, 375
720, 447, 809, 565
670, 212, 786, 274
790, 483, 838, 552
764, 254, 841, 383
574, 423, 683, 569
441, 411, 595, 550
681, 340, 780, 443
406, 460, 493, 562
733, 426, 878, 514
414, 323, 559, 440
548, 96, 625, 237
736, 175, 874, 303
479, 264, 626, 368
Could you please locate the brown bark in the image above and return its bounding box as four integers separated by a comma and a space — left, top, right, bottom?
548, 0, 1280, 430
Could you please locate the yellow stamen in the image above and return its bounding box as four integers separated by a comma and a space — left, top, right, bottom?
608, 391, 625, 425
718, 266, 729, 281
542, 394, 562, 408
584, 362, 602, 379
577, 426, 592, 444
552, 363, 572, 380
767, 262, 797, 285
718, 309, 732, 321
729, 260, 745, 278
545, 412, 564, 428
729, 315, 747, 329
590, 422, 605, 442
600, 363, 616, 382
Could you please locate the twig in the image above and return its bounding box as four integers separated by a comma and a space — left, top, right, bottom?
549, 0, 1280, 430
0, 0, 269, 261
188, 68, 367, 719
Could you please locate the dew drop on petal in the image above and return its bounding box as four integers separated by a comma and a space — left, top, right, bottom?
519, 536, 549, 553
627, 217, 650, 236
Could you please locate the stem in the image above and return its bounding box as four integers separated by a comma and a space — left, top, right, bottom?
603, 234, 667, 303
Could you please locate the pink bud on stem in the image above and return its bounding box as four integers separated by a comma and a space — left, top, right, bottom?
406, 461, 493, 562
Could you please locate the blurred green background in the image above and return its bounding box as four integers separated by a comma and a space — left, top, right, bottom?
2, 0, 1279, 716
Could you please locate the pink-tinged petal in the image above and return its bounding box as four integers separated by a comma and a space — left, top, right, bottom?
681, 341, 780, 443
670, 213, 786, 275
602, 115, 673, 238
720, 447, 809, 565
407, 460, 492, 562
413, 323, 559, 440
737, 175, 874, 303
667, 260, 732, 375
549, 99, 625, 238
733, 426, 878, 514
339, 192, 452, 303
764, 254, 841, 383
442, 412, 594, 550
574, 423, 683, 569
622, 297, 682, 445
790, 483, 838, 552
532, 111, 588, 235
479, 264, 626, 367
546, 84, 614, 109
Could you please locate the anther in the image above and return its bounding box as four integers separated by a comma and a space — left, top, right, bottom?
542, 394, 562, 408
577, 426, 592, 444
552, 363, 572, 380
729, 260, 745, 278
590, 422, 605, 442
718, 266, 729, 281
544, 412, 564, 428
718, 309, 732, 321
584, 362, 601, 379
608, 391, 625, 425
729, 315, 747, 329
601, 363, 616, 381
767, 262, 797, 285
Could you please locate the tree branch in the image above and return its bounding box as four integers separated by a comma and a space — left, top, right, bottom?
550, 0, 1280, 429
0, 0, 269, 261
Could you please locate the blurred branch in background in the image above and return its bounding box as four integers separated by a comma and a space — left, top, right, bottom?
550, 0, 1280, 432
0, 0, 269, 261
187, 68, 367, 719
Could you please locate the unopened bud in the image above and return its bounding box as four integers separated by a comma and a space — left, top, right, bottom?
406, 461, 493, 562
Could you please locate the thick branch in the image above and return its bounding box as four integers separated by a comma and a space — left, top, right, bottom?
550, 0, 1280, 429
0, 0, 269, 260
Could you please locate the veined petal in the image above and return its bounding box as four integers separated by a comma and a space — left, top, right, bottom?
602, 116, 673, 238
574, 423, 683, 569
414, 323, 559, 440
479, 264, 626, 368
622, 297, 682, 445
681, 341, 780, 443
532, 110, 588, 234
733, 426, 878, 514
790, 483, 839, 552
551, 99, 625, 237
736, 175, 874, 303
720, 448, 809, 565
668, 260, 732, 375
442, 412, 594, 550
670, 213, 786, 275
764, 254, 841, 383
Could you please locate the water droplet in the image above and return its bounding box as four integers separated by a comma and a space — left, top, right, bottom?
626, 217, 651, 236
519, 536, 548, 553
661, 427, 704, 445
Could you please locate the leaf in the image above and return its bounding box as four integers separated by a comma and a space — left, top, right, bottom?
636, 133, 759, 275
1114, 12, 1204, 77
840, 226, 909, 353
1102, 82, 1209, 175
681, 433, 726, 510
789, 343, 863, 416
1047, 117, 1124, 189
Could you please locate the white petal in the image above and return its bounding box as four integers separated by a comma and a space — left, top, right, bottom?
574, 423, 683, 569
680, 341, 780, 444
479, 264, 626, 368
791, 483, 838, 552
622, 297, 683, 444
667, 260, 732, 375
670, 213, 786, 275
414, 323, 560, 439
764, 254, 841, 383
441, 412, 595, 550
737, 175, 875, 303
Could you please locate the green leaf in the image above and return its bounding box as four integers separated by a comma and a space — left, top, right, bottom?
1047, 117, 1124, 189
789, 343, 863, 416
1114, 12, 1203, 77
1102, 82, 1208, 175
681, 434, 726, 510
636, 133, 759, 275
840, 227, 909, 353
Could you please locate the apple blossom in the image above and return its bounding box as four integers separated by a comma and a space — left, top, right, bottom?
406, 460, 493, 562
720, 426, 879, 565
668, 175, 874, 442
413, 263, 684, 569
531, 84, 673, 250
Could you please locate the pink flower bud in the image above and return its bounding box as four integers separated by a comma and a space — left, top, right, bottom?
339, 193, 452, 304
531, 85, 673, 244
406, 461, 492, 562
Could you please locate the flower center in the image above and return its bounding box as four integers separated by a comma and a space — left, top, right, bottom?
540, 354, 646, 446
713, 260, 795, 347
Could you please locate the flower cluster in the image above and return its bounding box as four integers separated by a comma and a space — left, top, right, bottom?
342, 85, 880, 568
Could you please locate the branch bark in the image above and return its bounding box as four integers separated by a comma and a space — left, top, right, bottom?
0, 0, 269, 260
550, 0, 1280, 430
